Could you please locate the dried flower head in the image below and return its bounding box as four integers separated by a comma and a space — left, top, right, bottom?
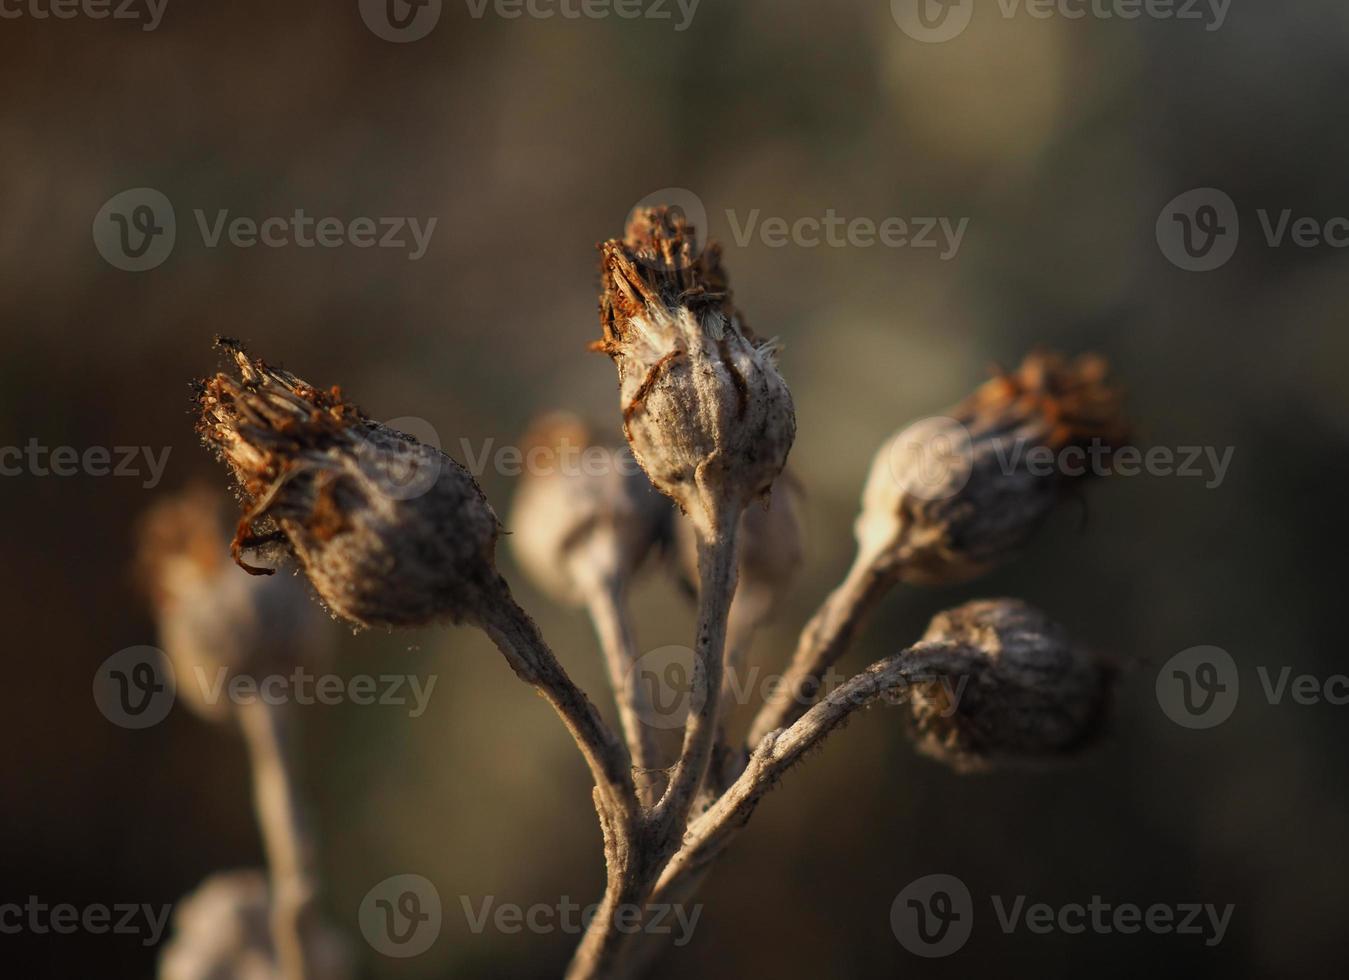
856, 350, 1128, 585
158, 870, 352, 980
593, 207, 796, 535
196, 339, 502, 629
508, 412, 670, 605
900, 598, 1113, 772
137, 485, 331, 722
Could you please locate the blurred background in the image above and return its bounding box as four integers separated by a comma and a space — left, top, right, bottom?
3, 0, 1349, 976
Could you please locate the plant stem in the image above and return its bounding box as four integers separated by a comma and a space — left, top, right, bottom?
651, 516, 739, 844
585, 579, 665, 806
237, 698, 319, 980
746, 547, 894, 749
480, 584, 640, 825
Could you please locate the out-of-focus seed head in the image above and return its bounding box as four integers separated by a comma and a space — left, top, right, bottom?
673, 468, 805, 611
508, 412, 671, 606
158, 870, 353, 980
898, 598, 1113, 773
593, 207, 796, 534
195, 339, 502, 629
856, 350, 1128, 585
137, 485, 331, 722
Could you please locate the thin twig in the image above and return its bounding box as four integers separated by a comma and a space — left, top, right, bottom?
237, 698, 320, 980
585, 579, 665, 806
746, 549, 894, 749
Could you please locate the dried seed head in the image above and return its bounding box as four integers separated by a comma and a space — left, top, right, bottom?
594, 207, 796, 534
900, 598, 1113, 773
673, 468, 805, 610
158, 870, 353, 980
196, 339, 502, 629
856, 350, 1128, 585
508, 412, 671, 605
136, 485, 330, 722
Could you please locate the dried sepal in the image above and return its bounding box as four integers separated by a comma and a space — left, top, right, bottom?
857, 349, 1129, 585
900, 599, 1113, 772
593, 207, 795, 535
196, 338, 502, 629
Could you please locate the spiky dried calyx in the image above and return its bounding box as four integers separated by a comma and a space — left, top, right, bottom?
593, 207, 795, 534
900, 599, 1113, 773
856, 349, 1129, 586
196, 339, 503, 629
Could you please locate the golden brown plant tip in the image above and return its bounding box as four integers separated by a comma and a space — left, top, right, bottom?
134, 482, 230, 607
960, 349, 1129, 452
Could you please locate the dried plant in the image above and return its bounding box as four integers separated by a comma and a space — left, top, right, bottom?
180, 206, 1128, 979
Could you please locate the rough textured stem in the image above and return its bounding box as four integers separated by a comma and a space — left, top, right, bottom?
613, 649, 934, 976
481, 586, 640, 825
705, 585, 773, 798
237, 698, 320, 980
585, 579, 665, 806
651, 517, 739, 842
746, 548, 894, 748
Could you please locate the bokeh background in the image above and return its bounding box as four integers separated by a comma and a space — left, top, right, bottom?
4, 0, 1349, 976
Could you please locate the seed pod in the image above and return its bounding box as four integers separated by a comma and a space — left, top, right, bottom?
137, 485, 330, 722
900, 598, 1113, 772
196, 339, 502, 629
508, 412, 670, 605
856, 350, 1128, 585
158, 870, 352, 980
593, 207, 795, 535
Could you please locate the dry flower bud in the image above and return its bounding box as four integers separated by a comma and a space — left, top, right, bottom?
508, 412, 671, 605
196, 339, 502, 629
593, 207, 795, 534
158, 870, 352, 980
137, 485, 330, 722
900, 599, 1112, 772
856, 350, 1128, 585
